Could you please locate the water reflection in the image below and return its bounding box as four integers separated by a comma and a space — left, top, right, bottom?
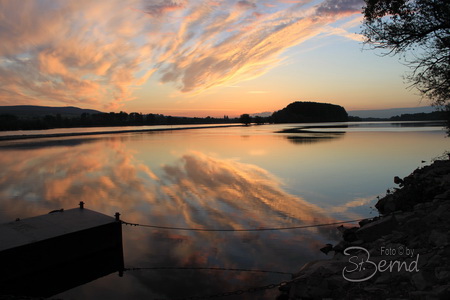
0, 136, 339, 299
276, 126, 346, 144
0, 136, 100, 149
286, 132, 345, 144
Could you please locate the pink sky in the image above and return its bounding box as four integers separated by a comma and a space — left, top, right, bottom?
0, 0, 425, 117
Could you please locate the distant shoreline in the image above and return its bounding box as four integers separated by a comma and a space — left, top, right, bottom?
0, 124, 244, 142
0, 120, 446, 142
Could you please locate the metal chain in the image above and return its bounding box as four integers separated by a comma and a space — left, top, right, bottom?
121, 219, 365, 232
124, 266, 293, 276
151, 278, 296, 300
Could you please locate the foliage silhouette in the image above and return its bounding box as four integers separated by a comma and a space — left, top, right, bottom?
362, 0, 450, 105
272, 101, 348, 123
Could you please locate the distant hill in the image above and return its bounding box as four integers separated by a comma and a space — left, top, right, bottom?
0, 105, 102, 118
251, 111, 272, 118
349, 106, 436, 119
272, 101, 348, 123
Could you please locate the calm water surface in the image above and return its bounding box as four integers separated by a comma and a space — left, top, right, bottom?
0, 122, 448, 299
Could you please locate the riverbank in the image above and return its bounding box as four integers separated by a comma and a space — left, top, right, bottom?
0, 124, 244, 142
280, 156, 450, 299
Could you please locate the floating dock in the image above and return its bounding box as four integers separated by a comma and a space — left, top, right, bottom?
0, 203, 124, 297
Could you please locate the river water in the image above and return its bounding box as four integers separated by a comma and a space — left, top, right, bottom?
0, 122, 447, 299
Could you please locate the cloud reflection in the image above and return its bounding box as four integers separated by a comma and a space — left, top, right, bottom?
0, 139, 340, 299
161, 151, 336, 229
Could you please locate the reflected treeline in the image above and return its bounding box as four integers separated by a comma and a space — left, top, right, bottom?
286, 132, 345, 144
0, 133, 147, 150
0, 138, 342, 299
0, 136, 100, 149
276, 125, 346, 145
390, 121, 446, 127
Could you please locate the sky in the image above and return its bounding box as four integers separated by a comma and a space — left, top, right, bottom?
0, 0, 428, 117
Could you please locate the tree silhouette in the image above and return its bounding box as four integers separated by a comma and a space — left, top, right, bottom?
362, 0, 450, 107
239, 114, 252, 126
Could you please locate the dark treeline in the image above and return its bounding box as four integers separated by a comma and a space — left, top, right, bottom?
1, 103, 447, 131
349, 110, 448, 122
0, 111, 241, 131
390, 111, 448, 121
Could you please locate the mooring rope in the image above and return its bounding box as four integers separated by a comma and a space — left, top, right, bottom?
120, 218, 366, 232
124, 266, 293, 276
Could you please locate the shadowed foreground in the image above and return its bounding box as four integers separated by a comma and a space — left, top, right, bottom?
281, 158, 450, 299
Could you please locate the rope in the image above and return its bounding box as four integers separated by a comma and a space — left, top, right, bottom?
124, 266, 293, 276
120, 218, 366, 232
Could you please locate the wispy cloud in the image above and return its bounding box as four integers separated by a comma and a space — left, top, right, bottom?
0, 0, 153, 110
329, 196, 375, 215
0, 0, 364, 109
144, 0, 187, 16
316, 0, 364, 16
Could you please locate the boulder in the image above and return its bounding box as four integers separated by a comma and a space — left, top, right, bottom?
356, 215, 398, 242
429, 230, 448, 247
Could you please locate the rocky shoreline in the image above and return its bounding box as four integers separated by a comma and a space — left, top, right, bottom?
280, 157, 450, 299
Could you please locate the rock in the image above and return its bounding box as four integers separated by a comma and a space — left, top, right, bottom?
433, 284, 450, 299
356, 215, 398, 242
358, 218, 373, 228
434, 202, 450, 219
350, 239, 364, 246
332, 240, 348, 253
375, 194, 396, 214
394, 176, 404, 186
320, 243, 333, 255
417, 251, 435, 270
426, 254, 442, 267
429, 230, 448, 247
437, 245, 450, 257
413, 202, 426, 211
289, 260, 350, 299
411, 270, 437, 291
390, 230, 406, 243
434, 191, 450, 201
336, 225, 346, 234
394, 211, 415, 225
326, 275, 344, 290
435, 268, 450, 283
292, 260, 347, 278
409, 291, 436, 299
403, 217, 428, 235
342, 227, 359, 242
375, 272, 395, 285
411, 273, 429, 291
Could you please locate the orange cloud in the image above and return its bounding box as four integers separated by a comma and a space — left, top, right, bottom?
0, 1, 153, 109
0, 0, 364, 108
154, 0, 364, 94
